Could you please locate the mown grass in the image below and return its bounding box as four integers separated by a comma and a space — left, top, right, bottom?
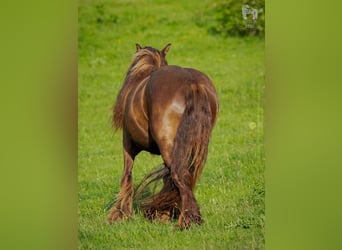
79, 0, 264, 249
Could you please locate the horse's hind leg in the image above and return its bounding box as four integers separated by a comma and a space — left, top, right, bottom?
137, 141, 181, 222
107, 133, 139, 223
139, 165, 181, 222
170, 166, 203, 229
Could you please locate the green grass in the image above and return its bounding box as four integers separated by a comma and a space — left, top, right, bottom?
78, 0, 264, 249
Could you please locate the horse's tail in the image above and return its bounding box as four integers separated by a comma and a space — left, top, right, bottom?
171, 83, 213, 189
135, 83, 214, 220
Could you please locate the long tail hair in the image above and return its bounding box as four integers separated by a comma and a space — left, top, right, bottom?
135, 84, 213, 219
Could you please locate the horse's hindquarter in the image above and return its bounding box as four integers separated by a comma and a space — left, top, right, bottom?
184, 67, 219, 125
147, 66, 218, 127
146, 66, 218, 163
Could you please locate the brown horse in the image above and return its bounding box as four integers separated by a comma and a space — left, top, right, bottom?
107, 43, 219, 229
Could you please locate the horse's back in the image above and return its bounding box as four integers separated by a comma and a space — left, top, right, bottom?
148, 65, 212, 90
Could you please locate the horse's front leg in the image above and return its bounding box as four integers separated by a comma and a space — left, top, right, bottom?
107, 134, 139, 223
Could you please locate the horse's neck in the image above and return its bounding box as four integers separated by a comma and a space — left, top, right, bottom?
132, 67, 154, 80
130, 73, 148, 83
121, 73, 150, 99
128, 67, 155, 87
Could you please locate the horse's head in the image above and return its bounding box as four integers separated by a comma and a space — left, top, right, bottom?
132, 43, 171, 72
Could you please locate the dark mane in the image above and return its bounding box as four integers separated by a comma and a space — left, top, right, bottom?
113, 48, 165, 129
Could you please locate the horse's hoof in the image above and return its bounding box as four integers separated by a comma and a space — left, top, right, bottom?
144, 209, 171, 222
177, 213, 204, 229
106, 209, 130, 224
159, 211, 171, 222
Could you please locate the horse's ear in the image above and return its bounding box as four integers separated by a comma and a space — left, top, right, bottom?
161, 43, 171, 56
136, 43, 142, 52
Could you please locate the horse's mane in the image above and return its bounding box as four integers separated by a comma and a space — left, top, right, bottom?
113, 48, 165, 129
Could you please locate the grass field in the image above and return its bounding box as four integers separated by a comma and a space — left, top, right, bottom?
78, 0, 264, 249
